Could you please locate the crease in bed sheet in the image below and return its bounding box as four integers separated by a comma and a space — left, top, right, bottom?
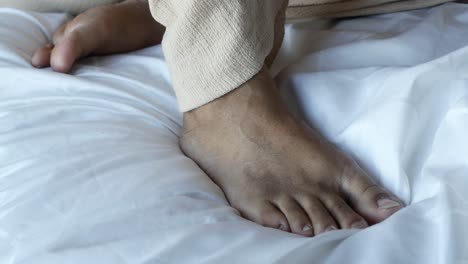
0, 3, 468, 264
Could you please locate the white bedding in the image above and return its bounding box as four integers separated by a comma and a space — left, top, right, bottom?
1, 3, 467, 263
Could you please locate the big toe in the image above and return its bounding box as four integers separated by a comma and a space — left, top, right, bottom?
359, 185, 404, 223
50, 32, 85, 73
342, 166, 404, 224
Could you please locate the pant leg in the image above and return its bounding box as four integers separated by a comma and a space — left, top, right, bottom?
287, 0, 454, 19
149, 0, 288, 112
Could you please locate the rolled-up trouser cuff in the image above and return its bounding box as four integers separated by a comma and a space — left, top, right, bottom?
149, 0, 288, 112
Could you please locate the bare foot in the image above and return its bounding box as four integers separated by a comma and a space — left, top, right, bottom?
31, 0, 165, 73
181, 69, 404, 237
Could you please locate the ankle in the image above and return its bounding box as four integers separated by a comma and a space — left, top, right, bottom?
184, 69, 290, 129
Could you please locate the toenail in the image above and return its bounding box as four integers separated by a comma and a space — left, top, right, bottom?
377, 198, 401, 210
351, 221, 367, 229
324, 226, 337, 233
302, 224, 313, 232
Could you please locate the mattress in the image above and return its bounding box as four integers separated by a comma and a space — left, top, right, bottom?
1, 3, 467, 263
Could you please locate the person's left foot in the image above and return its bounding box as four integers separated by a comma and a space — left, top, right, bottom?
181, 69, 404, 237
31, 0, 165, 73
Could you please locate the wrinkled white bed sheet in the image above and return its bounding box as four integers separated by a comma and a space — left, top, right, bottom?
1, 3, 468, 264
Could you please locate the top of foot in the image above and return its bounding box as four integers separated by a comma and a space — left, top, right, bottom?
181, 69, 404, 236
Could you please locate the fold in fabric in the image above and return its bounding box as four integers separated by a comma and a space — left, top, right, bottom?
0, 0, 455, 17
2, 5, 468, 262
0, 0, 456, 111
287, 0, 454, 19
149, 0, 288, 111
150, 0, 454, 111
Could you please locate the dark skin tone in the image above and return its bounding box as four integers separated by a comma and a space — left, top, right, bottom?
33, 0, 404, 237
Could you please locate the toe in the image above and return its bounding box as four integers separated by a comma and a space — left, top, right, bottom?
50, 21, 103, 73
275, 197, 314, 236
32, 44, 53, 68
240, 201, 290, 232
297, 195, 338, 235
341, 166, 404, 224
50, 32, 84, 73
321, 194, 368, 230
354, 184, 403, 224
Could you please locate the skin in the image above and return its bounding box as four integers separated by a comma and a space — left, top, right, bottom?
31, 0, 165, 72
32, 0, 404, 237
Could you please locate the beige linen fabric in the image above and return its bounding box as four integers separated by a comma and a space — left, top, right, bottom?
150, 0, 453, 111
0, 0, 455, 111
287, 0, 454, 19
148, 0, 289, 111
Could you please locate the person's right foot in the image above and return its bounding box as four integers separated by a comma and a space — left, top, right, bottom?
181, 69, 404, 237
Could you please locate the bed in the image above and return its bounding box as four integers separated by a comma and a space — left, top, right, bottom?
1, 3, 467, 263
